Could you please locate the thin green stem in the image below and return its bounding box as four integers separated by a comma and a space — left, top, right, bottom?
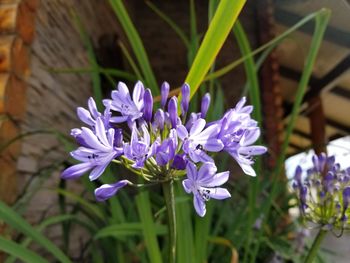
162, 180, 176, 263
304, 230, 327, 263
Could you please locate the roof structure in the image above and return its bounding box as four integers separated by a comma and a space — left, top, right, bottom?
273, 0, 350, 156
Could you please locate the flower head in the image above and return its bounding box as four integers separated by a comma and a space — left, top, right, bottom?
62, 81, 266, 210
183, 162, 231, 217
124, 124, 158, 168
293, 153, 350, 232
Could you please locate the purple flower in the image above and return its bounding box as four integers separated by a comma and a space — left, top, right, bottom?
143, 88, 153, 122
77, 97, 111, 128
105, 81, 144, 123
177, 118, 223, 163
156, 129, 177, 166
172, 153, 187, 170
61, 118, 122, 181
343, 187, 350, 209
161, 82, 170, 108
224, 127, 267, 176
152, 109, 165, 131
183, 162, 231, 217
201, 93, 210, 118
168, 96, 178, 128
180, 83, 190, 117
95, 180, 130, 201
124, 124, 158, 168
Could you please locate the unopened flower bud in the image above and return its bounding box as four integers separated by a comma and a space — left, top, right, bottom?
201, 93, 211, 118
161, 82, 170, 108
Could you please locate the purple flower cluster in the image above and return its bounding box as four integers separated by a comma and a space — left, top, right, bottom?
293, 153, 350, 231
62, 81, 266, 217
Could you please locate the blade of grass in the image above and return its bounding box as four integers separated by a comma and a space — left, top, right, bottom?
118, 41, 143, 80
71, 10, 102, 110
136, 191, 163, 263
54, 188, 105, 221
0, 201, 71, 263
184, 0, 246, 99
108, 0, 158, 94
0, 237, 49, 263
145, 1, 190, 49
47, 67, 137, 82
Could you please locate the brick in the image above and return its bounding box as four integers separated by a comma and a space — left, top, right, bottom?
2, 75, 27, 119
0, 158, 17, 204
0, 119, 21, 158
0, 73, 10, 112
16, 1, 36, 44
0, 4, 18, 33
24, 0, 40, 12
0, 36, 15, 72
12, 37, 30, 79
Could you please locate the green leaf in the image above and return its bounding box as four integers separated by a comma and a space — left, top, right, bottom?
146, 1, 190, 49
0, 237, 49, 263
109, 0, 159, 94
185, 0, 246, 98
136, 191, 163, 263
94, 222, 167, 240
70, 10, 102, 111
54, 188, 105, 221
0, 201, 71, 263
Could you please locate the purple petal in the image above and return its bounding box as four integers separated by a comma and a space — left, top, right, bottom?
241, 128, 260, 146
133, 81, 145, 110
89, 162, 109, 181
143, 89, 153, 122
190, 118, 206, 136
201, 93, 210, 118
153, 109, 164, 130
168, 97, 178, 128
95, 118, 109, 147
80, 127, 110, 152
207, 187, 231, 200
198, 162, 217, 180
200, 171, 230, 187
110, 116, 129, 123
95, 180, 129, 202
88, 97, 99, 119
182, 179, 192, 194
203, 139, 224, 152
77, 107, 95, 126
186, 162, 197, 181
196, 124, 220, 141
180, 83, 190, 116
238, 146, 267, 156
61, 162, 93, 179
161, 82, 170, 108
176, 125, 188, 140
235, 97, 246, 111
118, 82, 130, 97
194, 194, 206, 217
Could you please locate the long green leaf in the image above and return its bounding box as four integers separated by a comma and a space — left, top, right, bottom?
0, 237, 48, 263
71, 11, 102, 110
48, 67, 138, 82
109, 0, 159, 94
94, 222, 167, 240
185, 0, 246, 98
0, 201, 71, 263
54, 188, 105, 221
146, 1, 190, 49
136, 191, 163, 263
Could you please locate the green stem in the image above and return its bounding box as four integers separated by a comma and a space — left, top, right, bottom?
162, 180, 176, 263
304, 229, 327, 263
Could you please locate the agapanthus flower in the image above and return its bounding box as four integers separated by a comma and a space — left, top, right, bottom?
104, 81, 144, 123
293, 153, 350, 233
62, 118, 122, 181
183, 162, 231, 217
62, 81, 266, 213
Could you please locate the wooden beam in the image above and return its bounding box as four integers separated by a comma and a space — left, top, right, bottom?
308, 95, 327, 154
275, 7, 350, 48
